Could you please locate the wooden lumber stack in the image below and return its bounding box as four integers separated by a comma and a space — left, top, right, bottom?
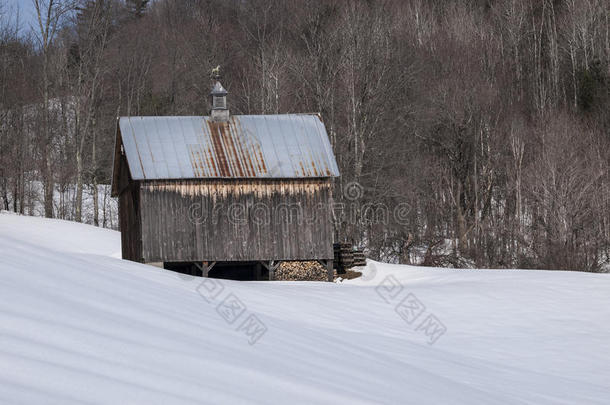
333, 243, 366, 273
353, 251, 366, 267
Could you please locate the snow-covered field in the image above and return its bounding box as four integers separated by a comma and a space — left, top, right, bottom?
1, 212, 609, 404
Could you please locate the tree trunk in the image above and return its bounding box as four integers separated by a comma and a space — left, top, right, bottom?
75, 149, 83, 222
456, 183, 468, 254
42, 57, 54, 218
42, 150, 54, 218
92, 120, 99, 227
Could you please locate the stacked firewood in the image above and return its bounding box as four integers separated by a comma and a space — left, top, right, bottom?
334, 243, 366, 273
276, 261, 331, 281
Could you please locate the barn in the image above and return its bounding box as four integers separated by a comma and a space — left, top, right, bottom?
111, 80, 340, 281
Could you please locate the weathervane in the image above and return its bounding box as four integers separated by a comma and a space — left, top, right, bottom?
211, 65, 221, 80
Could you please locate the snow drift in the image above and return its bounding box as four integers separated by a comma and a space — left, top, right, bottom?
1, 212, 609, 404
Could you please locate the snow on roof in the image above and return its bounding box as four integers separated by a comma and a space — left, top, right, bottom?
116, 114, 339, 180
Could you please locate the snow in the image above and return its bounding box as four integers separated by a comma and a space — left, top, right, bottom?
1, 212, 609, 404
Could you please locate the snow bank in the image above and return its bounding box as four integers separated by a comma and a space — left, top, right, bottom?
1, 212, 609, 404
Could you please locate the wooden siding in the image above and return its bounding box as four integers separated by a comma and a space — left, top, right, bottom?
138, 179, 334, 262
118, 154, 142, 262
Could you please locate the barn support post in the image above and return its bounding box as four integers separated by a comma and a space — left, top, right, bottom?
261, 260, 281, 281
194, 261, 216, 277
318, 259, 334, 282
326, 259, 334, 282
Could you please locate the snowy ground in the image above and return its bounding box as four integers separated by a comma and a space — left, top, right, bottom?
1, 212, 609, 404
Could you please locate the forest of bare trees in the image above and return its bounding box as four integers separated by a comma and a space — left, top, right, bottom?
0, 0, 608, 271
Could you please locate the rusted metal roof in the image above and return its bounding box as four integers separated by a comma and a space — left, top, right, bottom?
118, 114, 339, 180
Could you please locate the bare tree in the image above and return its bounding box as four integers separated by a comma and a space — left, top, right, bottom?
32, 0, 74, 217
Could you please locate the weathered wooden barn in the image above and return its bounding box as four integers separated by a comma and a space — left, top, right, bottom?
111, 80, 340, 281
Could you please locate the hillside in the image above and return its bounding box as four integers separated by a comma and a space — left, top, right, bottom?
0, 212, 609, 404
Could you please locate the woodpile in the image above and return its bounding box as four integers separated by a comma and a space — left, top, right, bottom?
276, 261, 333, 281
334, 243, 366, 273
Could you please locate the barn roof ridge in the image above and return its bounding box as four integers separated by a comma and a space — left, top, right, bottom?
118, 112, 323, 118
